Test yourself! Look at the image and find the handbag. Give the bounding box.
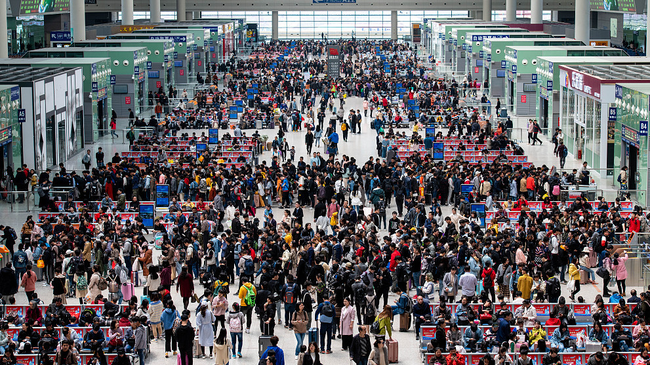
[191,293,199,303]
[567,279,575,292]
[36,259,45,269]
[596,267,608,278]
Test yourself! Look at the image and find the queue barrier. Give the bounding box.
[16,353,121,365]
[425,302,636,323]
[443,150,516,156]
[490,200,635,213]
[423,352,641,365]
[4,303,131,320]
[37,212,140,224]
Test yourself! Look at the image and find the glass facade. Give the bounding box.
[491,10,552,21]
[126,10,469,39]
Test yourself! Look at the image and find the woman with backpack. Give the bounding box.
[160,301,179,358]
[372,305,393,340]
[74,266,89,304]
[228,303,245,359]
[214,328,232,365]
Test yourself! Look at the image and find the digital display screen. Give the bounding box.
[590,0,635,11]
[156,185,169,207]
[148,71,160,79]
[139,204,154,228]
[19,0,70,14]
[209,129,219,144]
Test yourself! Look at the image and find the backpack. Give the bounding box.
[321,302,334,317]
[243,258,254,277]
[403,295,413,314]
[284,283,297,304]
[317,186,327,201]
[97,276,108,291]
[172,316,182,332]
[370,320,381,335]
[483,270,494,288]
[76,274,88,291]
[7,227,17,240]
[244,285,256,307]
[552,184,560,196]
[366,300,376,317]
[230,314,242,332]
[547,277,561,298]
[618,173,622,183]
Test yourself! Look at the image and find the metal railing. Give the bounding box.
[93,128,156,145]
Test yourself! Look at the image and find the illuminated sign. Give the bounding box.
[19,0,69,15]
[590,0,635,12]
[622,125,640,147]
[0,127,12,147]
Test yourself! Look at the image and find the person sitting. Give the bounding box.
[550,323,573,352]
[542,348,562,365]
[82,324,106,351]
[463,323,484,352]
[528,320,547,352]
[611,323,633,352]
[412,296,432,340]
[445,323,462,352]
[427,347,446,365]
[589,322,609,351]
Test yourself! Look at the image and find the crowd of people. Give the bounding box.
[0,38,647,365]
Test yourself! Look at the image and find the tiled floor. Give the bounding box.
[0,46,638,365]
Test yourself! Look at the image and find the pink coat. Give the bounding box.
[339,305,356,336]
[612,254,629,280]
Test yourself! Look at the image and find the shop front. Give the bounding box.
[613,83,650,205]
[0,86,21,172]
[558,65,650,178]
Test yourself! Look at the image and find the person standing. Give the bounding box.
[96,148,105,169]
[20,264,37,302]
[82,150,92,171]
[305,130,314,154]
[568,258,581,301]
[133,316,147,365]
[126,127,136,146]
[160,301,179,358]
[227,303,245,359]
[174,312,194,365]
[340,298,356,351]
[196,301,216,358]
[315,296,336,354]
[292,302,309,360]
[613,251,629,296]
[213,328,232,365]
[350,325,371,365]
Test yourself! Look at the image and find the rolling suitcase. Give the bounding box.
[259,322,273,357]
[580,270,590,285]
[194,337,201,357]
[308,325,319,345]
[399,313,410,331]
[121,283,134,301]
[387,338,399,363]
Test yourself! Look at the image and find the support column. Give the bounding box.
[505,0,516,21]
[391,10,398,40]
[121,0,134,25]
[0,0,7,58]
[575,0,590,44]
[177,0,186,21]
[150,0,161,23]
[647,0,650,57]
[531,0,543,24]
[70,0,86,41]
[483,0,492,22]
[272,11,278,40]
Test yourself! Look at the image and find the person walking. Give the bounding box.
[368,338,389,365]
[373,305,393,340]
[292,302,309,360]
[176,266,194,310]
[557,140,568,169]
[237,276,256,333]
[196,301,216,358]
[531,120,543,145]
[567,258,581,301]
[20,264,37,302]
[110,118,118,139]
[227,303,245,359]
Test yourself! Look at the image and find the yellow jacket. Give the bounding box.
[568,263,580,281]
[374,315,392,337]
[238,282,257,307]
[517,274,533,299]
[529,328,546,344]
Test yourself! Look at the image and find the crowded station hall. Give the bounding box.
[3,3,650,365]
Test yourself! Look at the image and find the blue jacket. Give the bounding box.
[315,301,334,324]
[261,346,285,365]
[12,250,28,269]
[161,308,179,330]
[393,293,410,315]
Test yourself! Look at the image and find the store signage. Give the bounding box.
[622,124,640,147]
[521,95,527,103]
[110,75,116,85]
[474,67,479,74]
[608,107,617,121]
[547,80,553,91]
[97,88,107,100]
[174,52,178,59]
[512,65,517,73]
[10,87,19,101]
[568,69,601,98]
[615,85,623,99]
[146,61,152,70]
[531,74,537,84]
[471,34,510,42]
[149,35,187,43]
[468,46,472,53]
[17,109,25,123]
[125,97,131,105]
[479,51,484,58]
[50,31,71,42]
[164,55,169,62]
[313,0,356,3]
[91,82,98,92]
[486,54,491,62]
[133,51,138,60]
[134,66,139,74]
[462,44,466,50]
[501,61,506,69]
[549,62,553,73]
[640,121,648,136]
[0,128,12,147]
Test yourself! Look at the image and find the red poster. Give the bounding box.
[563,354,581,365]
[180,69,185,76]
[421,326,436,338]
[212,53,216,58]
[474,67,479,73]
[521,95,527,103]
[198,60,202,67]
[125,97,131,105]
[66,305,82,318]
[156,81,162,88]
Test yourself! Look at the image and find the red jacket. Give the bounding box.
[629,218,641,232]
[446,353,465,365]
[389,250,401,272]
